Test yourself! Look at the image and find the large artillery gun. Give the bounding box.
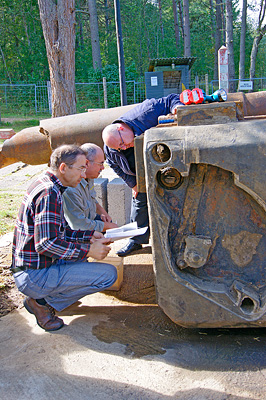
[0,104,136,169]
[1,91,266,328]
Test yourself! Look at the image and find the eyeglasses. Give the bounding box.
[92,161,105,166]
[117,129,125,149]
[67,165,87,173]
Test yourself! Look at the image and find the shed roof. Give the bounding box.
[148,57,197,71]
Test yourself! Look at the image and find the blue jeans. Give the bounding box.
[13,259,117,311]
[130,192,150,245]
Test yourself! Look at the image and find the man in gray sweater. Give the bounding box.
[63,143,118,232]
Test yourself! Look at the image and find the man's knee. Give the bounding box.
[102,262,118,283]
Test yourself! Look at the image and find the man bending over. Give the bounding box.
[102,93,183,256]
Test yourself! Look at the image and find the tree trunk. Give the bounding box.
[221,1,226,44]
[214,0,223,81]
[76,0,84,50]
[88,0,102,70]
[225,0,235,92]
[103,0,110,60]
[38,0,76,117]
[183,0,191,57]
[250,25,266,79]
[209,0,215,40]
[172,0,180,53]
[177,0,184,39]
[238,0,247,89]
[0,45,12,83]
[143,0,151,59]
[158,0,165,56]
[114,0,127,105]
[249,0,266,83]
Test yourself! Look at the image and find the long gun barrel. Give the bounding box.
[0,91,266,170]
[0,104,135,169]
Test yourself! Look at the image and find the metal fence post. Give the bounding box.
[205,74,209,95]
[103,77,108,108]
[47,81,52,114]
[34,84,37,113]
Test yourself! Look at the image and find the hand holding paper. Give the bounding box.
[104,222,148,241]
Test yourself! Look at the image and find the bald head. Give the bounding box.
[80,143,105,179]
[102,124,120,149]
[80,143,103,162]
[102,123,135,150]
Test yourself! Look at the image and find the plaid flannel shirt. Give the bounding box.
[11,171,94,270]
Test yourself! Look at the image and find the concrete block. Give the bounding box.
[107,178,132,226]
[94,178,108,212]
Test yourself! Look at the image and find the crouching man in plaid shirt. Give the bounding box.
[11,144,117,331]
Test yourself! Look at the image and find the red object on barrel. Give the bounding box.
[191,88,205,104]
[180,89,193,105]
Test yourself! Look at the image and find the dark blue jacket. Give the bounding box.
[104,94,183,188]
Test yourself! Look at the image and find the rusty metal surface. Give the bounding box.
[175,101,237,126]
[144,119,266,327]
[0,104,136,169]
[135,134,146,193]
[227,91,266,117]
[39,106,133,150]
[0,126,52,169]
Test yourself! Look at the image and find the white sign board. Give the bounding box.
[239,81,253,91]
[151,76,158,86]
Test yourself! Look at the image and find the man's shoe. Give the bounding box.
[116,242,142,257]
[24,297,64,331]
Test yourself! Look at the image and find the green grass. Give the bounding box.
[0,119,39,133]
[0,192,24,235]
[0,114,50,232]
[0,113,51,134]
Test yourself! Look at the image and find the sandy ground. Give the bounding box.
[0,162,266,400]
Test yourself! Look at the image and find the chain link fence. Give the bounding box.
[0,80,146,116]
[0,77,265,116]
[192,75,266,94]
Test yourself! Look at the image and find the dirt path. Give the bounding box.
[1,162,266,399]
[1,117,38,123]
[0,234,24,317]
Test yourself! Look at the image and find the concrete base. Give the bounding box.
[1,246,266,399]
[94,177,108,212]
[107,178,132,226]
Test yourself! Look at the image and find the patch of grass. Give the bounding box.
[0,113,51,133]
[0,119,39,134]
[0,193,24,235]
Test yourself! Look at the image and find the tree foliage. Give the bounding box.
[0,0,265,86]
[0,0,48,83]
